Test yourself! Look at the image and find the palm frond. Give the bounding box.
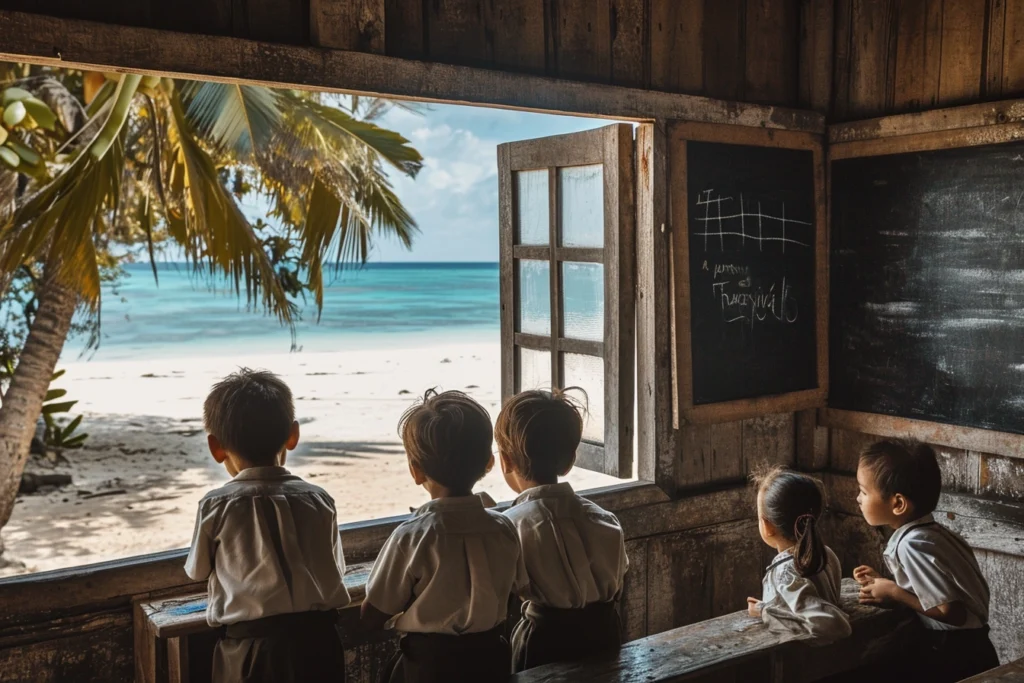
[183,81,283,161]
[164,91,293,324]
[281,93,423,177]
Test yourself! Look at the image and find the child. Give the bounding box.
[854,440,998,682]
[747,466,851,644]
[362,390,524,683]
[496,389,628,672]
[185,369,350,683]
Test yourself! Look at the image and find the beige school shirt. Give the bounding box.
[184,467,352,627]
[365,495,526,635]
[758,546,851,644]
[883,514,989,631]
[504,482,628,609]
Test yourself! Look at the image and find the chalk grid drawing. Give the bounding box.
[695,189,812,252]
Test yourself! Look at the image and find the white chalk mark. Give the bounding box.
[693,190,812,252]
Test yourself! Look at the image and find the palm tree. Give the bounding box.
[0,67,423,553]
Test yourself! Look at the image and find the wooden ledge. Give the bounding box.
[512,579,907,683]
[139,561,372,639]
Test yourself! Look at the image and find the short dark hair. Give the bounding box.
[495,389,583,482]
[398,389,493,494]
[203,368,295,466]
[859,439,942,515]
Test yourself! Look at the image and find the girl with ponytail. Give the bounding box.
[746,466,852,644]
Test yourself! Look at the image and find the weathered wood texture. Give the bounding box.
[677,413,796,489]
[832,0,1024,120]
[0,0,816,108]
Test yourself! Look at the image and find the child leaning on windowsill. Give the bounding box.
[185,369,350,683]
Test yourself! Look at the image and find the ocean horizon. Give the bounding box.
[61,261,501,362]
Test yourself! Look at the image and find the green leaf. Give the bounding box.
[51,369,66,381]
[42,400,77,415]
[184,82,283,160]
[22,97,57,132]
[45,388,67,402]
[62,415,83,439]
[62,433,88,448]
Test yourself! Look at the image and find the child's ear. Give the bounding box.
[408,459,428,486]
[760,517,777,538]
[207,434,227,464]
[285,420,300,451]
[892,493,910,516]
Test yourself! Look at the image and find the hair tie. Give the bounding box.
[794,513,816,536]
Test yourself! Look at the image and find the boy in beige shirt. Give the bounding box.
[496,389,628,672]
[186,369,350,683]
[362,390,525,683]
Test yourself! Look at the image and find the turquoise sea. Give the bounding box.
[61,262,500,361]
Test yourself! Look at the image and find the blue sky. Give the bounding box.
[369,103,610,262]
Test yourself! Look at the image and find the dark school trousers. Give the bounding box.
[213,609,346,683]
[510,600,621,673]
[918,626,1000,682]
[381,624,510,683]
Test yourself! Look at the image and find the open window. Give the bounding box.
[497,124,636,478]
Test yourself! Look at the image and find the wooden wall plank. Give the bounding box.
[799,0,834,113]
[232,0,308,44]
[832,0,855,118]
[310,0,384,52]
[985,0,1007,97]
[649,0,704,93]
[980,453,1024,501]
[552,0,612,82]
[150,0,233,35]
[489,0,547,74]
[611,0,648,88]
[742,414,796,473]
[701,0,746,100]
[384,0,426,58]
[425,0,494,66]
[938,0,987,105]
[646,519,764,634]
[846,0,898,118]
[0,612,134,683]
[745,0,800,105]
[1002,0,1024,95]
[621,539,649,641]
[977,550,1024,663]
[892,0,942,112]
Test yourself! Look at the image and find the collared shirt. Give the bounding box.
[883,514,989,631]
[504,482,628,609]
[365,495,525,635]
[758,546,851,644]
[185,467,351,627]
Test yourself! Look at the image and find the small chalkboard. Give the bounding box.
[830,140,1024,435]
[673,123,826,423]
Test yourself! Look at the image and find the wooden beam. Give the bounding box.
[0,10,825,132]
[820,408,1024,460]
[310,0,385,53]
[829,97,1024,143]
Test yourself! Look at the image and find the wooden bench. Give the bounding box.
[137,577,906,683]
[963,658,1024,682]
[134,562,373,683]
[512,579,909,683]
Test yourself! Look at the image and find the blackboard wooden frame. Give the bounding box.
[826,98,1024,459]
[670,122,828,425]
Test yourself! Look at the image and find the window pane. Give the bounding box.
[516,169,549,245]
[517,259,551,336]
[517,346,551,391]
[561,262,604,342]
[560,165,604,248]
[563,353,604,444]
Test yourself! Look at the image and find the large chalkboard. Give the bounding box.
[686,141,818,406]
[831,141,1024,434]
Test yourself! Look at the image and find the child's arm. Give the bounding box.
[184,502,214,580]
[852,565,881,585]
[361,529,417,631]
[858,578,969,626]
[762,571,852,641]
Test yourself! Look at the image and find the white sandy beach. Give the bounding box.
[2,341,620,576]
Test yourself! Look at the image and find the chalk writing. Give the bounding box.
[695,190,812,252]
[711,276,799,328]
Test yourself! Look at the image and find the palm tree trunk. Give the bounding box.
[0,267,77,551]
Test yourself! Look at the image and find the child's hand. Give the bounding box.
[853,565,881,585]
[747,597,762,617]
[858,577,896,605]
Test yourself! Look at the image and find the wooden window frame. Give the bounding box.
[498,124,636,477]
[670,121,829,426]
[0,11,827,621]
